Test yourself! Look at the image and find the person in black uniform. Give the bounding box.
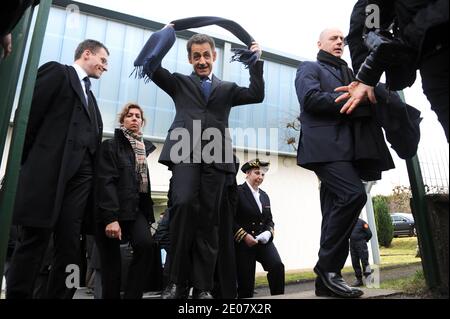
[233,159,285,298]
[350,218,372,287]
[337,0,449,142]
[95,103,156,299]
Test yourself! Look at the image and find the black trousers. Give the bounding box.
[235,241,285,298]
[95,208,154,299]
[311,161,367,273]
[420,47,449,142]
[168,163,227,291]
[350,240,370,279]
[7,152,93,299]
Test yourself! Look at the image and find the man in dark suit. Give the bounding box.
[153,30,264,299]
[6,39,108,299]
[295,28,367,298]
[233,159,284,298]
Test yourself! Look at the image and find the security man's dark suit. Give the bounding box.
[233,182,284,298]
[7,62,103,299]
[350,218,372,280]
[295,60,367,274]
[152,61,264,292]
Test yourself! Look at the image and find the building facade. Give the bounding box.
[2,0,333,272]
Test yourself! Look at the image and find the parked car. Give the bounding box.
[390,213,416,237]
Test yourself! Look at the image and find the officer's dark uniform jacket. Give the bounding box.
[96,128,156,226]
[233,182,274,243]
[350,219,372,242]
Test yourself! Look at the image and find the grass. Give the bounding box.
[380,270,428,296]
[379,236,420,266]
[255,237,421,287]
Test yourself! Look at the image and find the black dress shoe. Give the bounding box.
[352,278,364,287]
[192,288,214,299]
[161,283,189,299]
[315,277,339,297]
[314,266,364,298]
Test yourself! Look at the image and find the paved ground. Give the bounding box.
[253,287,400,299]
[253,263,422,298]
[2,262,422,299]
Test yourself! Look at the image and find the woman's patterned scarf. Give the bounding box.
[121,127,148,193]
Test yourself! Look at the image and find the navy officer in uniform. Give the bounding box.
[233,159,285,298]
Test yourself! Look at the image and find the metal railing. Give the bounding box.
[0,0,52,293]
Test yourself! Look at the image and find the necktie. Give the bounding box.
[83,77,98,131]
[200,77,212,101]
[83,76,92,105]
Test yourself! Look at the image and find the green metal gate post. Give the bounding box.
[0,0,52,293]
[0,9,34,167]
[406,155,440,290]
[398,90,441,290]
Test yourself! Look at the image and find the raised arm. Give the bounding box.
[232,42,265,106]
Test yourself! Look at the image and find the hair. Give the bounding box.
[246,166,269,174]
[118,103,146,127]
[186,34,216,56]
[74,39,110,61]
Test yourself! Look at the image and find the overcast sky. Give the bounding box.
[77,0,449,194]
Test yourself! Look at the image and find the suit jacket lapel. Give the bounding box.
[242,182,262,215]
[320,62,344,84]
[189,73,205,101]
[68,66,88,108]
[67,65,95,122]
[92,95,103,129]
[188,73,221,104]
[210,74,221,98]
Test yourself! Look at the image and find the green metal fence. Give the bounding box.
[0,0,52,293]
[406,156,441,290]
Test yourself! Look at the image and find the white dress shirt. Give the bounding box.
[246,181,262,213]
[72,63,89,103]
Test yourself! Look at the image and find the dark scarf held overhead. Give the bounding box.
[133,16,258,82]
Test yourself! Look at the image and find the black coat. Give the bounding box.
[295,60,355,166]
[295,60,395,180]
[152,61,265,173]
[347,0,449,74]
[154,209,170,250]
[0,0,39,36]
[350,218,373,242]
[96,128,156,226]
[13,62,103,228]
[214,172,239,299]
[233,182,274,243]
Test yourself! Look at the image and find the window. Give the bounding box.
[40,6,299,154]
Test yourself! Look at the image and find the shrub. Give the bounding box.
[373,195,394,247]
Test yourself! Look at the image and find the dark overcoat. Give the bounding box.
[13,61,103,228]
